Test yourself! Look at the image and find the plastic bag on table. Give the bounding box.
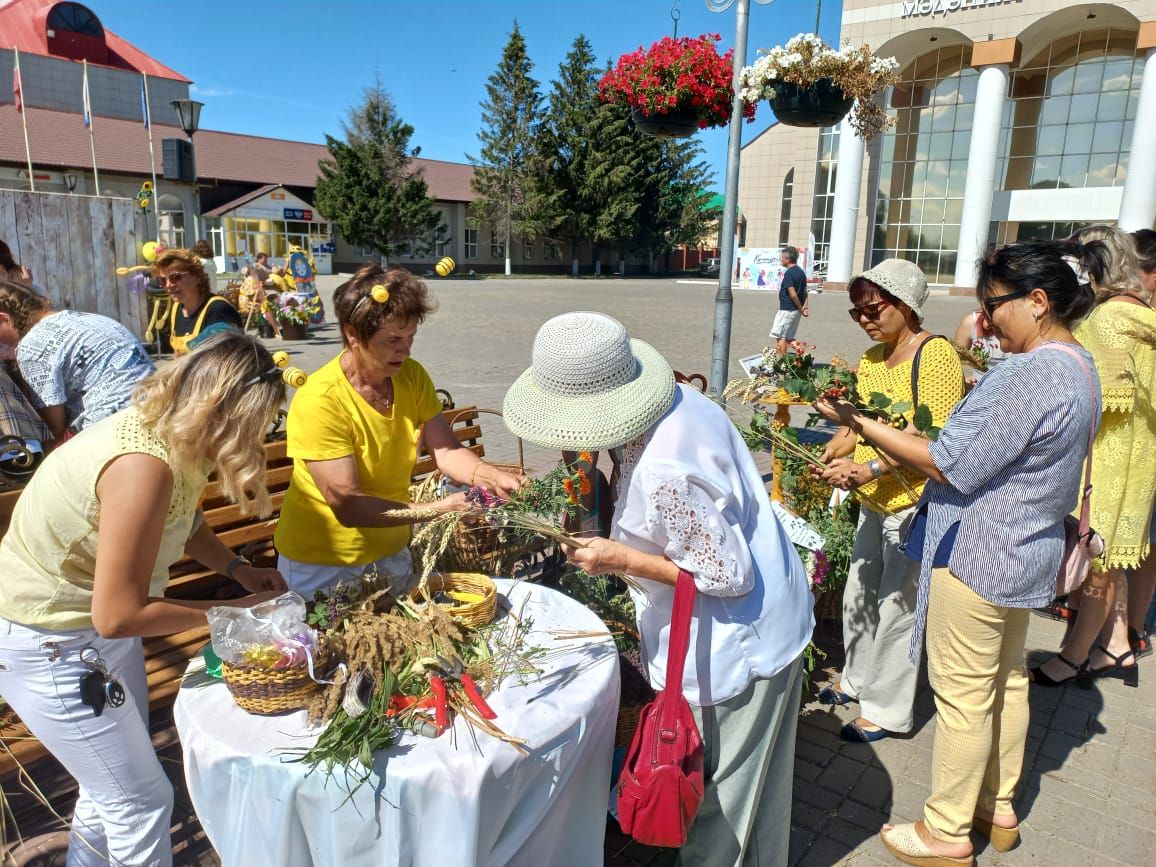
[207,591,319,669]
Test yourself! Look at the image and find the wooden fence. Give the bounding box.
[0,190,150,339]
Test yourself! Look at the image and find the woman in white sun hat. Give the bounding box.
[504,311,814,865]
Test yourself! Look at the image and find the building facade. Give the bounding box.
[739,0,1156,291]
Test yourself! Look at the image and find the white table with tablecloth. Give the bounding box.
[173,580,620,867]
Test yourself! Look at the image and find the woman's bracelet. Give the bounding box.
[469,462,483,487]
[225,555,250,580]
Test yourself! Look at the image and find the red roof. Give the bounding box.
[0,0,189,82]
[0,105,477,201]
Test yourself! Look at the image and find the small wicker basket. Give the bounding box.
[221,646,327,716]
[419,573,498,628]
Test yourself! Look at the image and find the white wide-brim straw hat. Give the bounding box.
[503,312,677,451]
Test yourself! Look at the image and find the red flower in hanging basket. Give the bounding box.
[599,34,756,130]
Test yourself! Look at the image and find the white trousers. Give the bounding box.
[0,617,173,867]
[839,505,921,732]
[278,548,414,598]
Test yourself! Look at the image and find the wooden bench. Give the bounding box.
[0,405,491,775]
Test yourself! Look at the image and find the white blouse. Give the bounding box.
[612,385,815,706]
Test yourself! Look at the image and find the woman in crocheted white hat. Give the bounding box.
[504,311,814,865]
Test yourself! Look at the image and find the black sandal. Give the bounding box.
[1028,654,1083,687]
[1078,645,1139,689]
[1129,625,1152,660]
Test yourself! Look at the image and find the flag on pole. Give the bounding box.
[13,57,22,113]
[82,61,92,127]
[82,59,100,195]
[140,74,150,128]
[13,48,34,191]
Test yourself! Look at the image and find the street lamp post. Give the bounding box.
[170,98,204,244]
[707,0,773,395]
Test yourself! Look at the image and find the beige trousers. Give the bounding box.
[840,505,920,732]
[924,567,1031,843]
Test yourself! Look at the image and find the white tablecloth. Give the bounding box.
[174,580,620,867]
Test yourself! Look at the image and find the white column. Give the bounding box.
[826,114,865,285]
[1119,48,1156,231]
[953,63,1010,290]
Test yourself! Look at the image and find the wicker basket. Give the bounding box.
[420,572,498,628]
[450,522,542,575]
[814,585,842,622]
[221,646,327,716]
[615,703,646,749]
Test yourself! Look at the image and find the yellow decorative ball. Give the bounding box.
[272,351,290,369]
[142,241,159,263]
[370,284,390,303]
[435,256,456,277]
[282,367,308,388]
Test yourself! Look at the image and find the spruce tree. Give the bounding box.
[636,137,720,270]
[541,35,599,275]
[315,80,444,263]
[469,22,546,275]
[582,97,646,274]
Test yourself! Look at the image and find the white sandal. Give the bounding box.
[880,823,975,867]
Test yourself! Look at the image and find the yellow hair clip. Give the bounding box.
[272,351,290,369]
[370,284,390,304]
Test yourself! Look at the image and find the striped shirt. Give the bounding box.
[909,343,1101,658]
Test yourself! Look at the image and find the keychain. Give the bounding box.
[79,648,126,717]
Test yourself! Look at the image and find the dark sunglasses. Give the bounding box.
[847,300,892,322]
[981,288,1031,318]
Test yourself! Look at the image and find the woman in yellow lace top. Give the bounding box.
[1034,226,1156,688]
[813,259,964,741]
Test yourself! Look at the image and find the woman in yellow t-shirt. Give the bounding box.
[274,266,523,596]
[0,332,287,865]
[812,259,964,741]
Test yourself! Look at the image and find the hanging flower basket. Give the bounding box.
[629,107,699,139]
[740,33,900,139]
[600,33,756,137]
[770,78,855,128]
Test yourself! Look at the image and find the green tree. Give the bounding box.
[540,35,599,275]
[635,137,720,270]
[315,79,443,263]
[469,22,547,275]
[582,98,647,273]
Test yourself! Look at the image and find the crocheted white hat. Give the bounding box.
[851,258,929,322]
[503,312,676,451]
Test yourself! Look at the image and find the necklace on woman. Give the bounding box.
[364,377,394,412]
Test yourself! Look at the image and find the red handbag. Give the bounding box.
[616,569,704,848]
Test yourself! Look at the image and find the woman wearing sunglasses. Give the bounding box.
[815,244,1098,864]
[155,248,243,356]
[812,259,964,742]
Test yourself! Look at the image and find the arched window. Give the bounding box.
[778,168,794,246]
[156,194,185,249]
[1000,28,1142,192]
[872,45,975,284]
[47,3,103,37]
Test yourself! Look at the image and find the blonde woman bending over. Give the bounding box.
[0,332,287,866]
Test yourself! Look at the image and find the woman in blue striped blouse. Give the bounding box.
[814,243,1098,866]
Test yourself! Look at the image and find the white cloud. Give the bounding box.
[190,84,236,98]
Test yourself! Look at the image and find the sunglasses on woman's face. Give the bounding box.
[981,288,1031,319]
[847,300,892,322]
[158,271,190,286]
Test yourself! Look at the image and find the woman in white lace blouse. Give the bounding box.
[504,312,814,865]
